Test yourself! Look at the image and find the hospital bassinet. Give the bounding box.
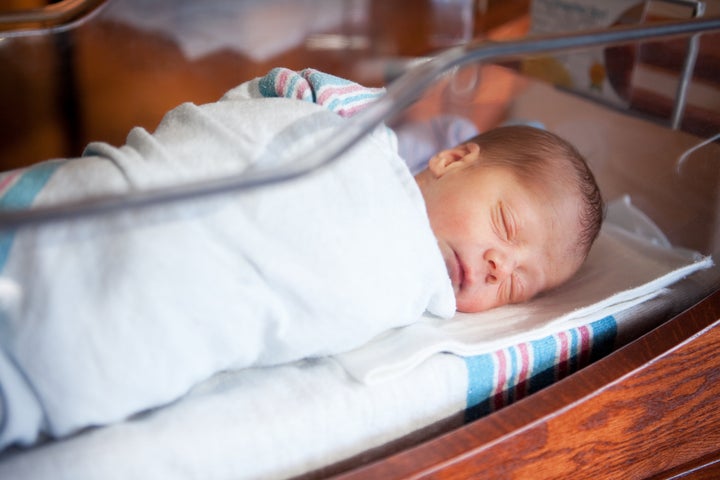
[0,1,719,478]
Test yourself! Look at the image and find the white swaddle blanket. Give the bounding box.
[336,196,713,384]
[0,85,455,449]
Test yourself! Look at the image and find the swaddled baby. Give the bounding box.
[0,69,602,449]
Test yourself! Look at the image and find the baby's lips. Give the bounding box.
[451,250,466,291]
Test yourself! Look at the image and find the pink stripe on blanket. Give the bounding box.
[0,171,22,196]
[514,343,531,399]
[578,325,591,367]
[556,331,570,380]
[335,103,369,119]
[276,69,291,97]
[493,350,509,410]
[316,84,378,104]
[295,82,310,100]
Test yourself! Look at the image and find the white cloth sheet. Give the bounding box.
[0,354,469,480]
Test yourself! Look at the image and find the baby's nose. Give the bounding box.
[485,254,513,284]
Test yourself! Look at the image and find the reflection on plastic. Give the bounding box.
[676,132,720,174]
[430,0,476,47]
[0,0,107,34]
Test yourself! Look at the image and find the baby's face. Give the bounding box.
[417,144,584,313]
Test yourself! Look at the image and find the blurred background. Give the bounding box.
[0,0,718,170]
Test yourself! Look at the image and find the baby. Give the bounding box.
[0,69,603,448]
[415,125,604,312]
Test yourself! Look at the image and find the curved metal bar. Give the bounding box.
[1,16,720,229]
[671,28,702,129]
[0,0,106,33]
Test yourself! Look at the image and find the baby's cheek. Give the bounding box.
[455,289,500,313]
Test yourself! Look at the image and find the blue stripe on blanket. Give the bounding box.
[0,161,62,271]
[464,315,617,421]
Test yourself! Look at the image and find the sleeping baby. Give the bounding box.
[0,68,603,449]
[418,125,604,312]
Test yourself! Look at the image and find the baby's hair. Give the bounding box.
[466,125,605,258]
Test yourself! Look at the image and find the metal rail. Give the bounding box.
[1,16,719,229]
[0,0,106,33]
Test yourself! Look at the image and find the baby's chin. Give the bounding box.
[454,293,502,313]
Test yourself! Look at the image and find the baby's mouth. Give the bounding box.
[450,250,465,292]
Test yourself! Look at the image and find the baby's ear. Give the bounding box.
[428,142,480,178]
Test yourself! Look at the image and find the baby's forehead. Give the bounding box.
[520,163,582,208]
[517,176,586,252]
[544,199,588,266]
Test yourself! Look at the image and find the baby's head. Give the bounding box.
[415,125,604,312]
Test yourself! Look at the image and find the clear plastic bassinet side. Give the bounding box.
[0,1,719,474]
